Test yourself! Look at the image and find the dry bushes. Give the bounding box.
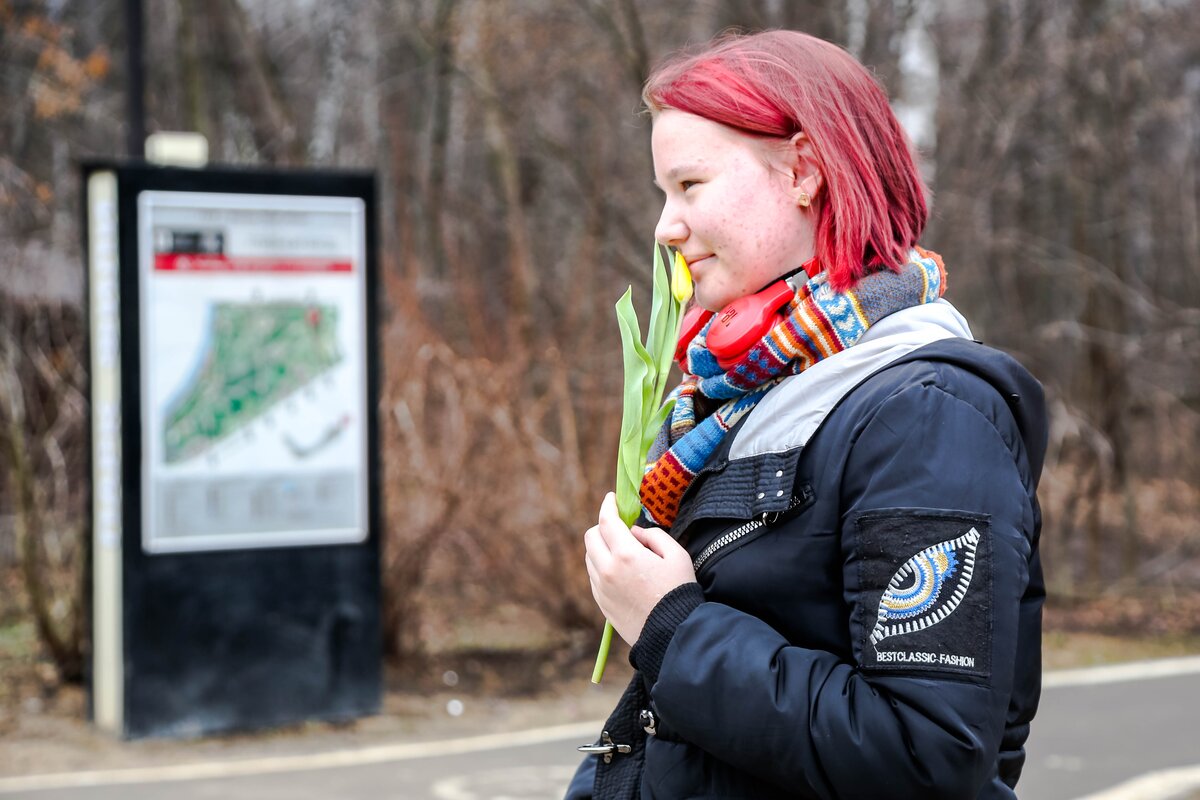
[375,304,1200,658]
[377,308,614,661]
[1038,385,1200,603]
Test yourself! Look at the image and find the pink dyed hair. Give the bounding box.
[643,31,928,291]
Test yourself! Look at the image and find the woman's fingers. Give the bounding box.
[599,491,618,524]
[632,524,697,587]
[598,491,619,525]
[630,525,669,557]
[584,526,618,619]
[583,495,699,646]
[584,524,610,566]
[597,492,634,554]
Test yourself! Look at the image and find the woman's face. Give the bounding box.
[652,109,817,312]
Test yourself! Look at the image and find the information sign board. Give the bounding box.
[137,192,368,552]
[84,164,381,739]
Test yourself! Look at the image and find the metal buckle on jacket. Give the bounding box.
[577,730,632,764]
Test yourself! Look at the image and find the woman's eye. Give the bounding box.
[681,180,698,191]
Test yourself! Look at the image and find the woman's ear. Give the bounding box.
[786,132,824,208]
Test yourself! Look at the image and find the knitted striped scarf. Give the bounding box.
[639,248,947,528]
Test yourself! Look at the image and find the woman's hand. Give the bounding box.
[584,492,698,646]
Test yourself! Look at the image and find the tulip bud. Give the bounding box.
[671,251,693,304]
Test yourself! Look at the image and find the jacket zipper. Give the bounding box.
[691,487,813,572]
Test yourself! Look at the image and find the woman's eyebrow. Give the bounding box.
[665,164,704,180]
[653,164,705,189]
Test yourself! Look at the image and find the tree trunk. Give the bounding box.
[0,330,83,682]
[207,0,302,164]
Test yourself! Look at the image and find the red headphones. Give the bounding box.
[674,257,819,372]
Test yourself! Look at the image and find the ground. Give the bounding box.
[0,624,633,778]
[3,613,1200,780]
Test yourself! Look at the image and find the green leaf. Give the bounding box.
[594,243,691,684]
[625,300,658,485]
[642,395,677,457]
[645,244,671,379]
[614,288,648,524]
[656,287,681,401]
[646,244,685,420]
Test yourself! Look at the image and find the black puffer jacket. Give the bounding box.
[567,313,1047,800]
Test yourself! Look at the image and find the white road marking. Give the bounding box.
[0,721,602,795]
[1072,764,1200,800]
[1043,654,1200,688]
[431,765,579,800]
[1046,754,1086,771]
[2,654,1199,795]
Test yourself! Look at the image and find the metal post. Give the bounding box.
[125,0,145,158]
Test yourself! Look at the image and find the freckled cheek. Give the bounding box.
[721,193,775,248]
[721,189,760,219]
[759,229,791,256]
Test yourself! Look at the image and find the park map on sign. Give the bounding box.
[162,301,341,464]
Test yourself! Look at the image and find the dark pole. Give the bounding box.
[125,0,146,158]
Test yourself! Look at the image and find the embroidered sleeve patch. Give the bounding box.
[855,510,992,678]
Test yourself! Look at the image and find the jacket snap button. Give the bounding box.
[776,490,784,497]
[577,730,632,764]
[757,492,765,499]
[776,470,783,477]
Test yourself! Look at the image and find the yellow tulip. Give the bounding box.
[671,251,693,304]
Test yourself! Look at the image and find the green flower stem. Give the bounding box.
[591,621,615,684]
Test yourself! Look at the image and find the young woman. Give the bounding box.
[569,30,1046,800]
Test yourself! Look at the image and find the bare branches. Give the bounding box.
[577,0,650,94]
[929,0,1200,591]
[1,0,1197,667]
[205,0,303,164]
[0,294,87,683]
[377,313,599,658]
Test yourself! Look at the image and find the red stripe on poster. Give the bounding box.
[154,254,353,273]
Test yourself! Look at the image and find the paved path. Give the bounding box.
[4,657,1199,800]
[1021,659,1200,800]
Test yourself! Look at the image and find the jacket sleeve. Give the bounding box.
[632,381,1038,800]
[563,756,595,800]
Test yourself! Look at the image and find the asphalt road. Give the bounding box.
[6,661,1199,800]
[1021,669,1200,799]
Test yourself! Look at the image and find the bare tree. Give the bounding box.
[2,0,1197,675]
[0,295,87,683]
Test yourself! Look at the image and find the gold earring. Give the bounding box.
[798,192,811,208]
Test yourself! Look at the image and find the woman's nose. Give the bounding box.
[655,202,688,247]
